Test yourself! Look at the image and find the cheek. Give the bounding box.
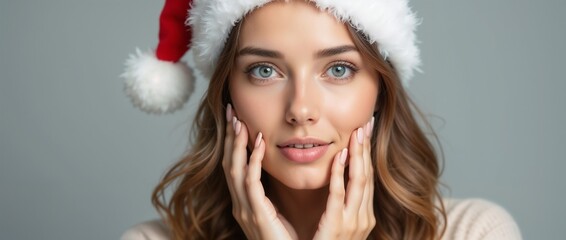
[229,83,281,142]
[325,83,378,140]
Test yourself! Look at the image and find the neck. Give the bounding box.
[266,176,329,240]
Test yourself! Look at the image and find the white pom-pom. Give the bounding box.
[122,49,194,114]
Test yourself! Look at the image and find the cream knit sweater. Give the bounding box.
[122,198,521,240]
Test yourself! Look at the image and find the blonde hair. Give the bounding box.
[152,21,446,239]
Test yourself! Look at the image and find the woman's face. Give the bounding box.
[229,1,378,189]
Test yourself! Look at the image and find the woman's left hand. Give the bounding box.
[313,118,376,240]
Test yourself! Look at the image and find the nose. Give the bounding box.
[285,77,320,126]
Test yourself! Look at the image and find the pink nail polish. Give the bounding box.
[365,121,371,137]
[226,103,233,122]
[340,148,348,165]
[370,116,375,133]
[235,120,241,135]
[254,132,262,148]
[357,128,364,144]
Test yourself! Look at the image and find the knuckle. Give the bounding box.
[329,185,345,197]
[239,212,249,223]
[232,208,248,223]
[367,166,374,176]
[245,176,253,186]
[360,176,367,185]
[251,215,262,225]
[333,188,345,198]
[229,169,238,179]
[351,175,367,186]
[359,221,369,231]
[345,224,356,234]
[332,165,343,174]
[369,217,377,229]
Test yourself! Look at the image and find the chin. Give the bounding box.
[284,179,329,190]
[263,159,333,190]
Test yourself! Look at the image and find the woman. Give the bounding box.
[122,0,522,239]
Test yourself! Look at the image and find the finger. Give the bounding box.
[314,149,346,239]
[367,118,376,227]
[245,133,291,237]
[231,117,248,176]
[222,104,240,206]
[360,117,374,216]
[231,118,252,211]
[345,128,366,216]
[222,103,234,170]
[326,149,347,216]
[360,118,376,234]
[245,132,271,216]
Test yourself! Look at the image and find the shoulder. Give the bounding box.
[121,219,171,240]
[441,198,522,240]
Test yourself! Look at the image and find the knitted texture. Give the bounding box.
[121,198,522,240]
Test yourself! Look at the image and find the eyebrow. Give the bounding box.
[238,47,282,58]
[315,45,358,58]
[237,45,358,59]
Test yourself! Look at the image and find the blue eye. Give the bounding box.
[250,65,277,79]
[326,64,355,79]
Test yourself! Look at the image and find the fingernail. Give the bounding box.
[366,117,375,137]
[254,132,263,148]
[232,116,237,130]
[339,148,348,165]
[357,128,364,144]
[226,103,233,122]
[235,120,241,135]
[365,121,371,137]
[370,116,375,133]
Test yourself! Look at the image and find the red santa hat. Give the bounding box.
[123,0,421,114]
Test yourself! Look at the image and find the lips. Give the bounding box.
[277,138,331,163]
[281,143,325,149]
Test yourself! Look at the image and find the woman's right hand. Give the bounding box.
[222,104,298,240]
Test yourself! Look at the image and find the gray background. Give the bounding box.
[1,0,564,239]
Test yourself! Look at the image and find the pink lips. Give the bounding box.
[277,138,331,163]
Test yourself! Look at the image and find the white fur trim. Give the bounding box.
[122,49,195,114]
[187,0,421,87]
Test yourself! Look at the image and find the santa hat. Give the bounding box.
[123,0,421,114]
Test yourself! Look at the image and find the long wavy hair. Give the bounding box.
[152,20,447,239]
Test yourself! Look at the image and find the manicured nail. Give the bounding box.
[254,132,263,148]
[235,120,241,135]
[365,121,371,137]
[366,117,375,137]
[232,116,237,130]
[226,103,233,122]
[339,148,348,165]
[357,128,364,144]
[370,116,375,133]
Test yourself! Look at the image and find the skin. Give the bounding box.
[224,1,377,239]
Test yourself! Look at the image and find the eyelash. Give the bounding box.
[323,61,359,82]
[244,61,360,83]
[244,62,281,83]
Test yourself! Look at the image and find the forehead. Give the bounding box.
[238,1,353,50]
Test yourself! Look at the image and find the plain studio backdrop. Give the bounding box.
[1,0,564,239]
